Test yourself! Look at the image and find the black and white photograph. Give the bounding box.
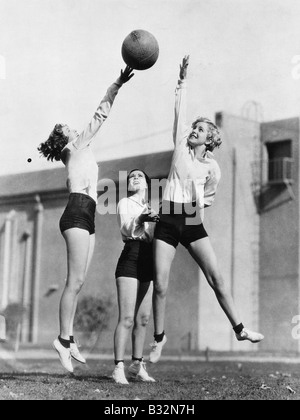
[0,0,300,403]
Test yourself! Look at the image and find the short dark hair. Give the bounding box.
[37,124,68,161]
[192,117,222,151]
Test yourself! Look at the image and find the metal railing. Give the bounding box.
[252,158,294,187]
[268,158,294,184]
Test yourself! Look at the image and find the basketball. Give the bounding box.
[121,30,159,70]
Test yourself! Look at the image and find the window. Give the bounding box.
[266,140,293,183]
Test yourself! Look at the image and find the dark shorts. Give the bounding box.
[59,193,96,235]
[154,201,208,249]
[115,241,154,283]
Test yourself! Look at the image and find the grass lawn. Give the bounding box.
[0,357,300,401]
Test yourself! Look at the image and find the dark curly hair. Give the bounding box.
[37,124,69,161]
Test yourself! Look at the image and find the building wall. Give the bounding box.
[36,195,70,343]
[0,193,69,343]
[198,113,261,351]
[0,155,200,353]
[94,210,200,353]
[1,116,297,353]
[259,118,300,352]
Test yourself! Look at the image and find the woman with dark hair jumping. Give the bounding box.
[38,66,134,373]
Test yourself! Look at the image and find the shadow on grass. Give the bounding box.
[0,372,112,383]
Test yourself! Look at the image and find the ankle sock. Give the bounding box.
[58,336,70,349]
[233,323,244,335]
[154,331,165,343]
[69,336,75,344]
[114,360,124,366]
[132,356,143,362]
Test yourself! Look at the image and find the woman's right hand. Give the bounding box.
[179,55,189,80]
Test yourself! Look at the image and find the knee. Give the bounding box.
[209,272,226,294]
[121,316,134,330]
[136,314,150,328]
[154,274,168,297]
[66,274,85,294]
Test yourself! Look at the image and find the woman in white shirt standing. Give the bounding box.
[149,56,264,363]
[38,66,134,373]
[112,169,159,385]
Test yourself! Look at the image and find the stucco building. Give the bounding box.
[0,112,298,354]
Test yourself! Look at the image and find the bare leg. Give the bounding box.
[69,233,95,337]
[114,277,138,361]
[188,237,240,327]
[132,282,153,359]
[152,239,176,335]
[59,228,91,340]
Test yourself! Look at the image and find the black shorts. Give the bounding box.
[59,193,96,235]
[115,241,154,283]
[154,201,208,249]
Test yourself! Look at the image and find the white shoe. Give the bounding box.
[149,335,167,363]
[70,342,86,364]
[236,328,264,344]
[53,339,74,373]
[128,360,156,382]
[112,362,129,385]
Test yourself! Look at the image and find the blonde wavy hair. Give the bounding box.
[192,117,222,152]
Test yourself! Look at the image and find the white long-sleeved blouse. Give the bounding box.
[117,197,156,243]
[163,79,221,217]
[61,79,123,203]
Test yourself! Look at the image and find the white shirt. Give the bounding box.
[117,197,156,243]
[61,79,123,203]
[163,79,221,214]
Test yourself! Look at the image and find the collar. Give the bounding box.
[187,143,214,161]
[128,196,147,207]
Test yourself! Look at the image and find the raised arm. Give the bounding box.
[173,55,189,146]
[179,55,189,80]
[74,66,134,150]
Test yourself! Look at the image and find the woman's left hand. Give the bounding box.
[139,208,160,224]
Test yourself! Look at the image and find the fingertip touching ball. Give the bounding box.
[122,30,159,70]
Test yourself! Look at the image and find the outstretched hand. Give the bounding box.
[179,55,190,80]
[120,65,135,83]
